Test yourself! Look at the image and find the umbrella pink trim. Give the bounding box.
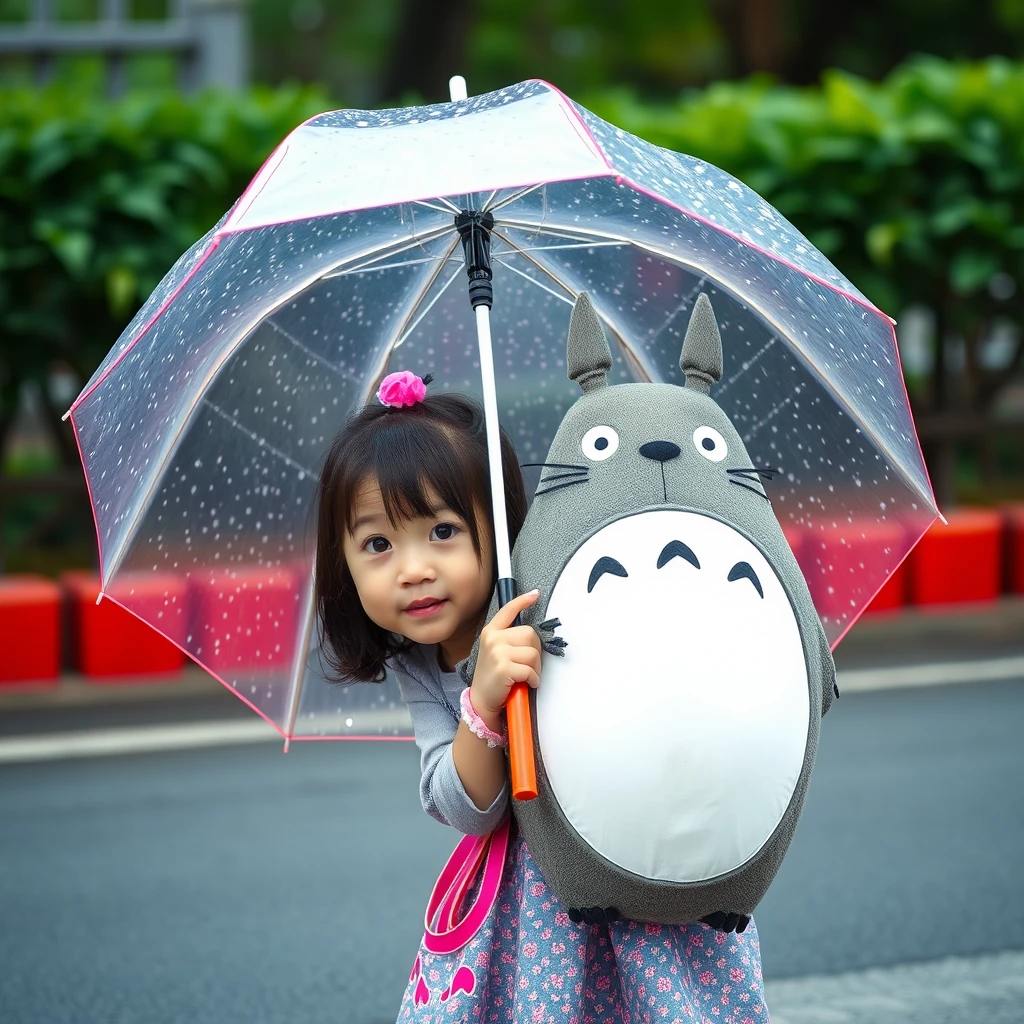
[86,588,286,737]
[540,83,614,171]
[623,176,884,317]
[88,587,415,743]
[883,315,939,507]
[222,142,290,233]
[68,237,222,416]
[828,519,939,651]
[533,78,887,317]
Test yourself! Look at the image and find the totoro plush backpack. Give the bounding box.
[466,290,836,931]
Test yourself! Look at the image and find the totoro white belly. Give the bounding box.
[538,509,810,884]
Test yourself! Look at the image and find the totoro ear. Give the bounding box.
[566,292,612,394]
[680,293,724,395]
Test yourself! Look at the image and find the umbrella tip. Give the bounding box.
[449,76,468,102]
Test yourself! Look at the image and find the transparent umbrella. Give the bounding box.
[66,79,939,745]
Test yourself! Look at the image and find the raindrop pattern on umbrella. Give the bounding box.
[68,81,938,741]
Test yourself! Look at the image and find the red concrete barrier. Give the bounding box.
[187,565,300,674]
[804,520,909,622]
[0,575,62,684]
[1003,503,1024,595]
[62,571,187,679]
[908,509,1003,606]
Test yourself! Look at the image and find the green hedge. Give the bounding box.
[589,56,1024,397]
[0,83,331,461]
[2,58,1023,470]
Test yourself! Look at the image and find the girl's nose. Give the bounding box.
[397,552,437,585]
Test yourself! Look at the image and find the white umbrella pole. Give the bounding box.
[474,303,514,581]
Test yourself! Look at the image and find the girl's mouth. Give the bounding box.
[404,598,448,618]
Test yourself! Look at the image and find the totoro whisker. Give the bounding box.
[541,470,591,485]
[534,477,590,497]
[729,471,773,484]
[728,466,777,479]
[729,478,771,501]
[521,462,589,472]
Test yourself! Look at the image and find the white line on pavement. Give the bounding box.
[0,719,282,764]
[0,656,1021,765]
[766,948,1024,1024]
[836,654,1024,693]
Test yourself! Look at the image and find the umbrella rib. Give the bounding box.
[357,232,463,395]
[492,229,658,383]
[495,239,626,256]
[395,261,466,348]
[414,198,460,215]
[282,559,317,747]
[486,183,546,214]
[332,255,450,276]
[321,223,453,279]
[493,257,573,305]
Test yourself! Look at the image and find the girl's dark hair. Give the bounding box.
[313,392,528,683]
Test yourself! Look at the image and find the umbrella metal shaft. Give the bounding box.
[474,304,512,580]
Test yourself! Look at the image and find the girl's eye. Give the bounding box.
[431,523,459,541]
[693,425,728,462]
[364,536,391,554]
[581,425,619,462]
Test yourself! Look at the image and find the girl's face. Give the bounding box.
[341,477,495,668]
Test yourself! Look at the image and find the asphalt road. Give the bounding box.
[1,676,1022,1023]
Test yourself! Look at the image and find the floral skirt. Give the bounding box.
[397,825,770,1024]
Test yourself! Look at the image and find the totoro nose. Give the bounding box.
[639,440,681,463]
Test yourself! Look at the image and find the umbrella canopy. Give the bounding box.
[67,79,939,742]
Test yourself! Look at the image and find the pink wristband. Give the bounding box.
[460,688,508,749]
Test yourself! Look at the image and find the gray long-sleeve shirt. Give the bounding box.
[392,643,510,836]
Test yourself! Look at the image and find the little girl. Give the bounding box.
[314,371,770,1024]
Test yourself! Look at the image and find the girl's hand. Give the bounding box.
[470,590,543,719]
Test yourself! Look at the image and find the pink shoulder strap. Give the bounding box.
[423,816,511,955]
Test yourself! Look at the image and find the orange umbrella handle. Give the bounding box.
[496,577,538,801]
[506,681,537,800]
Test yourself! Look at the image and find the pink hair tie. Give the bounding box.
[376,370,433,408]
[460,688,508,749]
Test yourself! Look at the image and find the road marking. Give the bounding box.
[837,654,1024,693]
[0,719,282,764]
[0,656,1020,765]
[766,948,1024,1024]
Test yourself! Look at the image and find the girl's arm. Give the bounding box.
[455,589,543,813]
[452,706,507,812]
[398,681,509,836]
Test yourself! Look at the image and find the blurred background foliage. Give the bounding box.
[2,0,1024,571]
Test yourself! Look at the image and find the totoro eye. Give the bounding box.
[581,425,619,462]
[693,426,727,462]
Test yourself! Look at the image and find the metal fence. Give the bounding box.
[0,0,248,94]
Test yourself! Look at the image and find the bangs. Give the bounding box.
[344,414,487,554]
